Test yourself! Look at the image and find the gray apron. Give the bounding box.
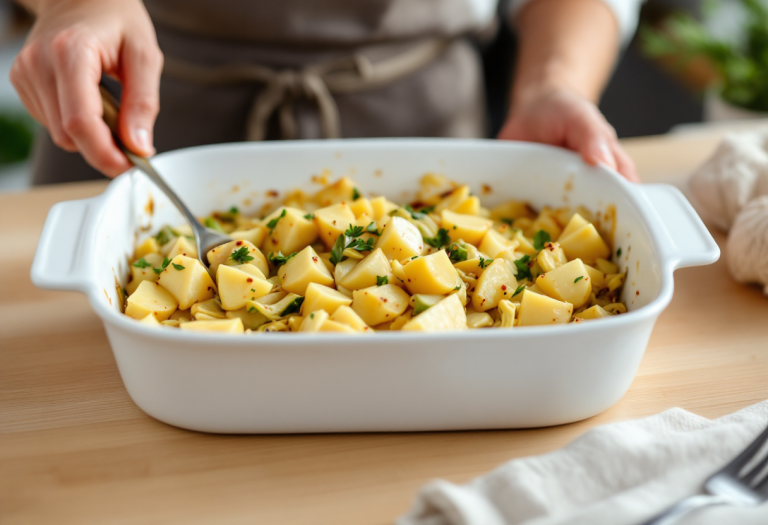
[31,0,488,184]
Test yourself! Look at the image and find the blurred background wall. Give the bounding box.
[0,0,742,191]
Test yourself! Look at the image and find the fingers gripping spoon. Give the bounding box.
[99,81,230,267]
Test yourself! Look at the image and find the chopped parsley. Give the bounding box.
[154,226,180,246]
[153,257,171,274]
[267,209,287,234]
[280,297,304,316]
[617,247,622,258]
[574,276,585,283]
[513,255,533,281]
[348,237,375,252]
[500,218,514,226]
[132,258,152,269]
[331,227,375,264]
[533,230,551,251]
[330,234,346,265]
[310,313,315,319]
[420,205,435,214]
[344,225,365,238]
[447,242,468,263]
[424,228,451,248]
[230,246,254,264]
[172,263,185,271]
[352,187,361,201]
[268,251,297,267]
[229,206,239,214]
[303,213,315,220]
[365,222,380,235]
[512,284,525,298]
[402,204,428,220]
[203,217,224,232]
[454,284,461,291]
[376,275,389,286]
[478,257,492,269]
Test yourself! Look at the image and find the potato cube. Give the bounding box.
[497,300,516,328]
[574,305,611,320]
[490,200,536,221]
[191,298,226,320]
[535,259,592,308]
[278,246,335,295]
[351,284,410,326]
[223,308,267,330]
[466,311,493,329]
[314,177,357,207]
[340,249,393,290]
[134,237,161,259]
[472,259,518,312]
[207,240,269,277]
[263,206,319,255]
[452,196,481,216]
[300,309,329,332]
[584,264,606,289]
[180,318,244,333]
[402,294,467,332]
[558,224,610,264]
[409,294,445,315]
[330,305,370,332]
[595,257,619,275]
[217,264,273,311]
[349,198,374,218]
[138,313,161,326]
[246,293,304,321]
[127,253,164,296]
[529,211,562,240]
[479,229,518,258]
[314,202,357,249]
[374,216,424,260]
[369,196,399,220]
[536,242,568,273]
[303,283,352,315]
[434,186,470,212]
[453,258,489,277]
[157,255,216,310]
[402,251,461,295]
[441,209,492,245]
[559,213,591,240]
[165,235,198,260]
[320,319,358,333]
[125,281,178,321]
[229,225,267,249]
[517,290,573,326]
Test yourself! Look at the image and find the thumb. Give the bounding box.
[118,40,163,157]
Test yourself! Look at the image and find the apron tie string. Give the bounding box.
[162,39,449,141]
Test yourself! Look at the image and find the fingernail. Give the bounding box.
[133,128,155,155]
[595,139,616,170]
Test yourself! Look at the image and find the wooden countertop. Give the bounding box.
[2,126,768,524]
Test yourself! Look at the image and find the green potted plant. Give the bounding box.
[641,0,768,121]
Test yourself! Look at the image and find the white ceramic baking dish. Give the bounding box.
[31,139,718,433]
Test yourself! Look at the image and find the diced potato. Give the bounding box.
[390,259,408,286]
[479,229,518,258]
[207,240,268,277]
[535,259,592,308]
[258,320,289,333]
[453,196,481,216]
[191,298,226,320]
[314,177,356,207]
[229,225,267,248]
[558,223,611,264]
[536,242,568,273]
[125,281,178,321]
[453,257,490,277]
[349,198,374,218]
[559,213,590,240]
[302,283,352,315]
[165,235,198,260]
[246,293,304,321]
[606,272,625,292]
[340,249,394,290]
[529,211,562,240]
[138,313,161,326]
[369,196,399,220]
[263,206,319,255]
[466,311,493,329]
[135,237,161,259]
[402,251,461,295]
[574,305,611,320]
[584,264,606,289]
[434,186,470,212]
[334,257,357,281]
[498,300,516,328]
[402,294,467,332]
[441,209,492,245]
[180,318,244,333]
[127,252,164,296]
[160,319,180,328]
[315,203,357,249]
[409,294,444,315]
[604,303,627,314]
[417,173,456,205]
[317,251,336,274]
[330,305,370,332]
[300,309,329,332]
[278,246,335,295]
[472,259,518,312]
[512,230,537,255]
[320,319,358,333]
[256,290,288,305]
[157,255,216,310]
[517,291,573,326]
[490,200,536,221]
[595,257,619,275]
[217,264,273,310]
[287,315,304,331]
[351,284,410,326]
[375,216,424,260]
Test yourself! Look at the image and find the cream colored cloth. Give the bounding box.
[398,401,768,525]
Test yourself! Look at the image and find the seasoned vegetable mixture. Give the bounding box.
[123,175,627,333]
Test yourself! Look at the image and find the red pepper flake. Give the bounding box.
[501,285,507,291]
[247,278,253,283]
[636,290,640,295]
[266,190,279,198]
[312,256,318,262]
[382,298,388,302]
[236,241,243,246]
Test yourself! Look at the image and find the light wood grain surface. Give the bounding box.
[2,126,768,525]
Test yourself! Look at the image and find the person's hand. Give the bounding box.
[498,85,638,182]
[10,0,163,177]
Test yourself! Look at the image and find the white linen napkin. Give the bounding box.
[398,400,768,525]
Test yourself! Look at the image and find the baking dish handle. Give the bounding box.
[31,198,95,292]
[637,184,720,270]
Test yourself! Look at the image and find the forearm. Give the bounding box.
[512,0,620,107]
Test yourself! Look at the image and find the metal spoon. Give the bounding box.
[99,80,230,267]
